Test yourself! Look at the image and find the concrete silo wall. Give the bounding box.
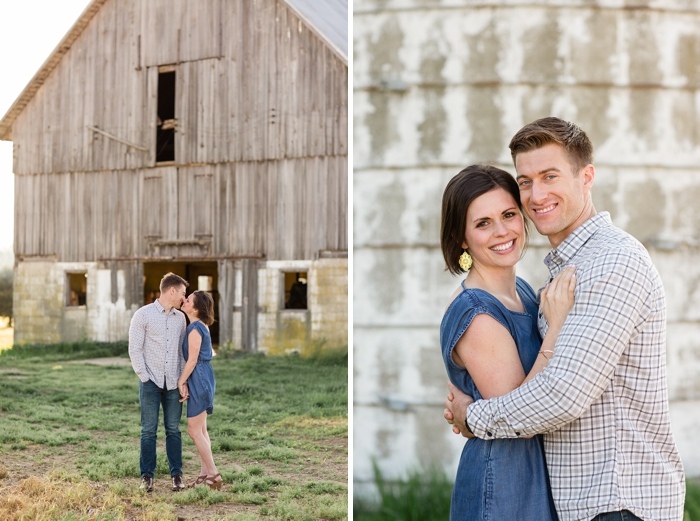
[353,0,700,490]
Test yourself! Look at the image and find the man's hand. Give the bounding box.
[178,382,189,403]
[443,381,475,438]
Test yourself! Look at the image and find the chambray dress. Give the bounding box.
[183,321,216,418]
[440,277,558,521]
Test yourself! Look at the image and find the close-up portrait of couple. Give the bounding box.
[353,1,699,521]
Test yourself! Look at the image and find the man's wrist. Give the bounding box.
[464,405,474,435]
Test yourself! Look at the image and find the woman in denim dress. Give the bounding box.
[439,165,575,521]
[178,290,221,490]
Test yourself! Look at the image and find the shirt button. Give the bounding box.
[487,431,493,437]
[515,431,521,437]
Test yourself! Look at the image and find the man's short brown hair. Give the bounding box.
[159,272,189,293]
[509,117,593,173]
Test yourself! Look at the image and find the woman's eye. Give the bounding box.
[476,221,488,228]
[504,212,516,218]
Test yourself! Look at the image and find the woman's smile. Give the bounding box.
[490,239,516,252]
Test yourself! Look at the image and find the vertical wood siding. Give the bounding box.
[12,0,347,262]
[14,155,346,261]
[12,0,347,174]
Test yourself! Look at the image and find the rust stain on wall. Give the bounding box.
[623,178,665,242]
[677,34,700,87]
[463,17,500,82]
[572,10,617,85]
[628,12,661,85]
[418,31,448,161]
[369,249,405,316]
[466,88,504,160]
[671,93,698,149]
[629,90,658,145]
[672,185,700,238]
[367,92,399,163]
[574,88,613,151]
[369,17,404,81]
[522,11,561,83]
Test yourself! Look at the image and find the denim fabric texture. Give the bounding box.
[440,277,558,521]
[591,511,643,521]
[139,379,183,478]
[182,321,216,418]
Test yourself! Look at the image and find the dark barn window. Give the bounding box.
[283,272,308,310]
[66,272,87,307]
[156,70,176,162]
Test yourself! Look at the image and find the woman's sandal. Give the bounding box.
[188,474,207,488]
[205,473,223,490]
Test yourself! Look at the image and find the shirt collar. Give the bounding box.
[544,212,612,270]
[154,298,169,314]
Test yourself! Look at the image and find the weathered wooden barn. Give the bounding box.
[0,0,348,352]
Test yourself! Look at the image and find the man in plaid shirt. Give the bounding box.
[444,118,685,521]
[129,272,189,493]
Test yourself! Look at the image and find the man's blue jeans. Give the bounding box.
[591,511,643,521]
[139,379,182,478]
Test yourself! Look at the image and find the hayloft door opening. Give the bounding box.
[143,261,219,345]
[156,69,176,163]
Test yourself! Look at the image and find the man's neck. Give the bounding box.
[548,205,597,249]
[157,296,172,313]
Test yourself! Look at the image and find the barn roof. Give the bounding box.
[0,0,348,142]
[283,0,348,64]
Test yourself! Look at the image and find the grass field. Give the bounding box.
[0,341,348,521]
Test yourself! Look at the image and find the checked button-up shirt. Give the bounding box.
[128,299,186,391]
[466,212,685,521]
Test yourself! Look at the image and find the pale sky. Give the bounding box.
[0,0,92,253]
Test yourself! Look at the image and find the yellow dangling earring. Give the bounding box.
[459,250,473,271]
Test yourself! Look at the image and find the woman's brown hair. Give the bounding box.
[440,164,529,276]
[191,290,216,326]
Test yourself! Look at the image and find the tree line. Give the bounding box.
[0,267,12,327]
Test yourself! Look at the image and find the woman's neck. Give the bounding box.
[464,264,521,309]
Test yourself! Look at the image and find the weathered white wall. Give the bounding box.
[13,260,138,344]
[257,258,349,355]
[353,0,700,490]
[14,258,347,352]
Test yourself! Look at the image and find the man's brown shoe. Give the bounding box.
[140,475,154,492]
[172,474,186,492]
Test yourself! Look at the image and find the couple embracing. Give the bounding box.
[128,273,221,493]
[440,118,685,521]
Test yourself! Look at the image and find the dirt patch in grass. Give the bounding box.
[0,409,348,520]
[0,429,348,521]
[68,356,133,367]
